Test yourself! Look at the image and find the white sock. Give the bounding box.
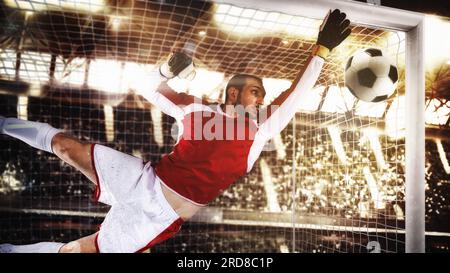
[0,117,62,154]
[0,242,65,253]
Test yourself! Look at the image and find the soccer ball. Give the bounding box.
[344,48,398,102]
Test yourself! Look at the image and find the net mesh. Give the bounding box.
[0,0,440,253]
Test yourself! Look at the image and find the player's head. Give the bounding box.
[224,74,265,118]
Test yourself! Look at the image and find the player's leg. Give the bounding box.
[0,116,96,184]
[0,241,65,253]
[0,232,98,253]
[51,132,96,183]
[58,232,98,253]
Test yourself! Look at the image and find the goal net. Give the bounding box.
[0,0,425,253]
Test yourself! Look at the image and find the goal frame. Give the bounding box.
[213,0,426,253]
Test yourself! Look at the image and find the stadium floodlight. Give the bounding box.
[110,16,123,32]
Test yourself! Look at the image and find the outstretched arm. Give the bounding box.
[258,9,351,139]
[257,48,326,139]
[139,52,198,120]
[141,75,196,120]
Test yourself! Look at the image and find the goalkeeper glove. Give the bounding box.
[159,52,196,80]
[317,9,351,52]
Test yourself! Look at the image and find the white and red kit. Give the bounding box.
[79,55,324,252]
[144,55,325,206]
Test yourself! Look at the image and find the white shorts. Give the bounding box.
[90,144,183,253]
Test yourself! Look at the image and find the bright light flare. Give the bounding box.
[5,0,105,13]
[362,127,387,170]
[89,59,124,93]
[385,95,405,139]
[436,139,450,174]
[213,4,320,39]
[425,16,450,69]
[327,125,348,165]
[262,78,292,105]
[363,166,385,209]
[321,86,355,113]
[425,99,450,126]
[260,159,282,213]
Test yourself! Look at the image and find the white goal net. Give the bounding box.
[0,0,427,253]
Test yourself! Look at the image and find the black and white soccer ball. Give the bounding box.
[344,48,398,102]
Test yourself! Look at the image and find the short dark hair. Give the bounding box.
[225,74,263,102]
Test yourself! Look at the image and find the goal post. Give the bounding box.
[405,20,425,253]
[214,0,426,253]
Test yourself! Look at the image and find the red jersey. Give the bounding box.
[155,104,263,205]
[143,56,324,205]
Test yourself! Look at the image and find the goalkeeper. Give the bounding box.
[0,9,350,253]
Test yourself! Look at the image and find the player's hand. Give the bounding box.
[159,52,196,80]
[317,9,351,51]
